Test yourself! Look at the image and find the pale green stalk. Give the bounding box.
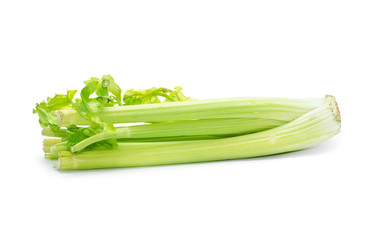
[45,142,68,160]
[45,153,58,160]
[42,127,67,138]
[56,96,340,170]
[43,138,62,153]
[116,135,223,142]
[71,118,287,152]
[56,97,323,127]
[50,142,67,154]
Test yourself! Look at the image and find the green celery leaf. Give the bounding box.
[164,86,193,102]
[34,75,195,153]
[123,86,193,105]
[33,90,77,135]
[34,75,123,150]
[102,75,122,105]
[66,124,117,151]
[72,77,116,133]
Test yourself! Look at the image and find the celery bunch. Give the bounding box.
[34,75,341,170]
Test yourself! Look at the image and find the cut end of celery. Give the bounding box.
[55,110,64,126]
[325,95,341,134]
[55,157,78,170]
[325,95,341,123]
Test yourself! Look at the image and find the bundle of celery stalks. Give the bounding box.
[34,75,341,170]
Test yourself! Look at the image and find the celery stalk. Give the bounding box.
[56,97,323,127]
[43,138,62,153]
[45,153,58,160]
[56,96,340,170]
[71,118,287,152]
[116,136,223,142]
[42,127,66,137]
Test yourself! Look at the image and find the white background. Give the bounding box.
[1,1,365,239]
